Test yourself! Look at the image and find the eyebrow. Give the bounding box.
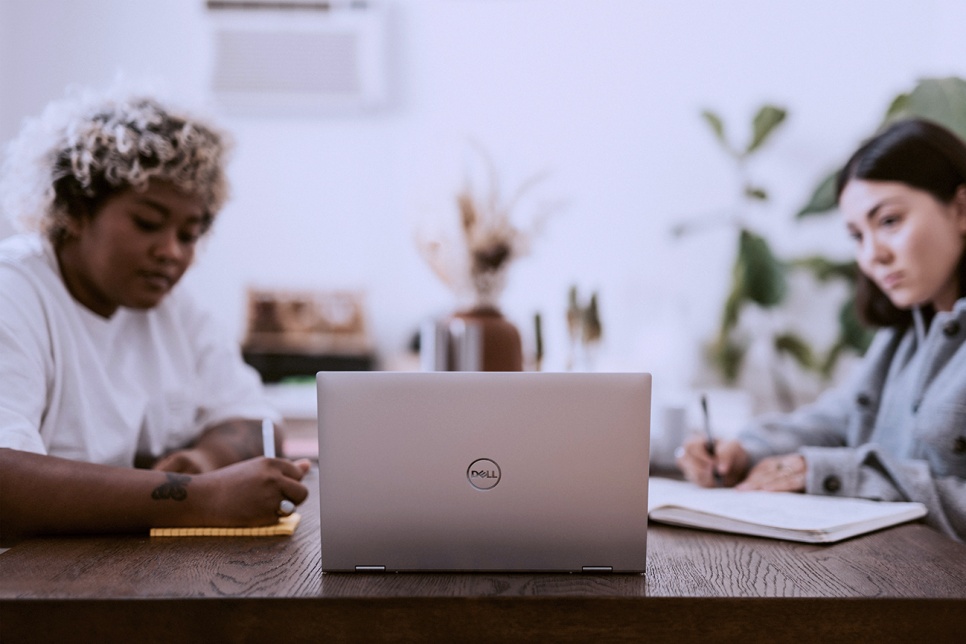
[135,197,209,225]
[135,197,172,217]
[863,196,904,222]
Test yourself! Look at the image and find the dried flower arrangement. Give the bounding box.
[416,148,557,310]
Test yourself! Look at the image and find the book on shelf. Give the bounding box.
[647,477,927,544]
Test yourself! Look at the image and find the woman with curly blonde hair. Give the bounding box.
[0,89,309,541]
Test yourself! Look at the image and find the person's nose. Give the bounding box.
[858,233,891,269]
[153,230,186,264]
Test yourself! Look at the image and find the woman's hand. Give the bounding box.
[675,437,750,488]
[0,450,313,540]
[735,454,806,492]
[190,457,312,527]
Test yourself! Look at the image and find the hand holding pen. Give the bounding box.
[700,394,723,487]
[674,395,751,488]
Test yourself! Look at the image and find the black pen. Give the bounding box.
[701,394,723,486]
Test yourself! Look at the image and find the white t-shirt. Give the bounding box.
[0,233,278,467]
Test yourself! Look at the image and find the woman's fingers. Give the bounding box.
[737,455,806,492]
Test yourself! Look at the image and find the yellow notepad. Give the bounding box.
[150,513,301,537]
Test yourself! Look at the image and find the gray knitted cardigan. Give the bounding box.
[739,298,966,542]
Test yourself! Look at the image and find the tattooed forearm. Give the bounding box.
[151,473,191,501]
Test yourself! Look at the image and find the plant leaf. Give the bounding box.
[796,170,839,218]
[737,229,787,307]
[839,297,874,354]
[882,76,966,141]
[720,282,743,332]
[820,340,845,379]
[709,334,746,384]
[774,332,815,370]
[797,77,966,219]
[700,109,729,150]
[745,105,787,155]
[711,261,748,384]
[885,91,911,120]
[744,185,768,201]
[788,256,858,282]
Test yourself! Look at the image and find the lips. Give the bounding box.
[879,272,904,291]
[139,270,175,291]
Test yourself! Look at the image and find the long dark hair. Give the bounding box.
[836,118,966,327]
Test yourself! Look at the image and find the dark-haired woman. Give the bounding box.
[677,119,966,542]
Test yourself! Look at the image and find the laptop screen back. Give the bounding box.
[316,371,651,572]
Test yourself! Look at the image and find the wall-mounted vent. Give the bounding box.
[207,1,388,115]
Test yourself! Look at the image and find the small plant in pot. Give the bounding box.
[416,146,558,371]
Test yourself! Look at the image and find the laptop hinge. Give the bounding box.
[355,565,387,572]
[582,566,613,573]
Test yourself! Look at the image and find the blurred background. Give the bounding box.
[2,0,964,441]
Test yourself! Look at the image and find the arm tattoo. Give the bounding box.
[151,473,191,501]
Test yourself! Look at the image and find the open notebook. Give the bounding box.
[648,478,927,543]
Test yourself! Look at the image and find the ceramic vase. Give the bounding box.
[450,305,523,371]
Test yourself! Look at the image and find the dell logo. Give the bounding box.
[467,458,501,490]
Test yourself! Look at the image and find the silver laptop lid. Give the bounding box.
[316,371,651,573]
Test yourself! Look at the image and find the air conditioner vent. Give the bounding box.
[207,1,387,115]
[213,31,360,95]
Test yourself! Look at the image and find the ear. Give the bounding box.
[62,213,86,239]
[61,203,94,239]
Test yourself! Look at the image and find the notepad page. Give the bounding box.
[648,478,925,532]
[150,513,301,537]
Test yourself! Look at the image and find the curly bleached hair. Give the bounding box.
[0,88,231,243]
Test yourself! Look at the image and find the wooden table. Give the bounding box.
[2,467,965,642]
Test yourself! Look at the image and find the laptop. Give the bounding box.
[316,371,651,573]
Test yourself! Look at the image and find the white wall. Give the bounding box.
[2,0,965,409]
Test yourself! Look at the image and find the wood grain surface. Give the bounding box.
[2,466,965,641]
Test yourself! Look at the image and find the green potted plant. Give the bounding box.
[678,103,819,410]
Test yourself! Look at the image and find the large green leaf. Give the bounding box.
[883,76,966,141]
[737,229,787,307]
[746,105,787,155]
[884,91,911,121]
[796,170,838,218]
[797,76,966,217]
